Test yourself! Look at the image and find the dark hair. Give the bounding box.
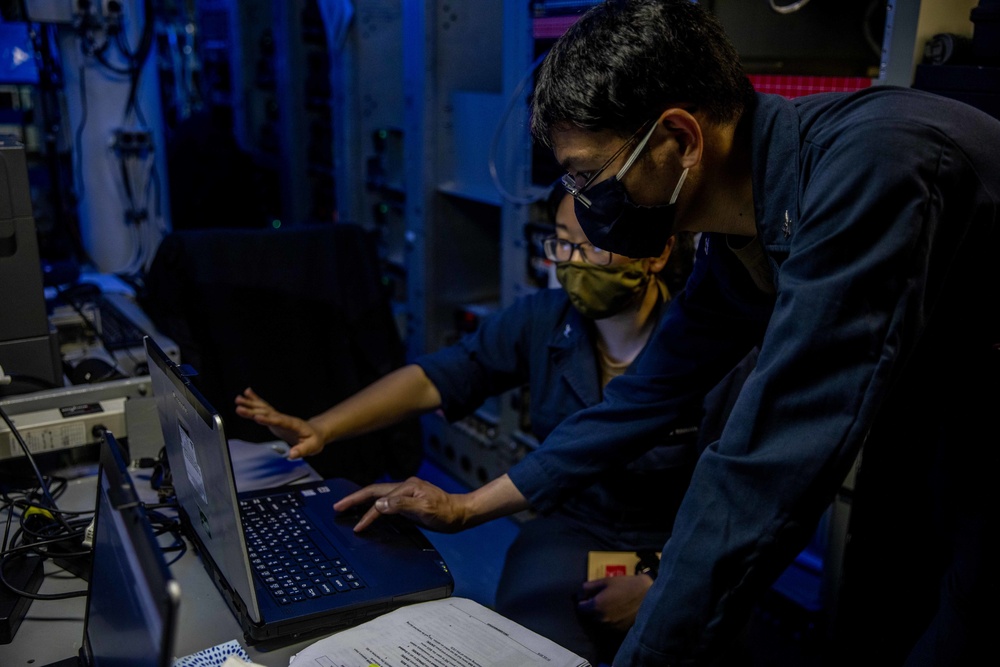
[531,0,755,146]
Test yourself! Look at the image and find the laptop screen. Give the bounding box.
[145,335,261,623]
[80,433,180,666]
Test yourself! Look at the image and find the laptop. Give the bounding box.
[44,430,180,667]
[144,336,454,644]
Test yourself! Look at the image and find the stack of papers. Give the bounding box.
[288,597,590,667]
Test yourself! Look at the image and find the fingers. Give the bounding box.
[334,483,404,532]
[235,392,268,418]
[234,387,273,412]
[333,483,401,513]
[252,410,293,428]
[332,478,456,533]
[237,401,306,435]
[234,399,258,417]
[352,505,385,532]
[243,387,265,402]
[287,440,323,460]
[235,387,260,406]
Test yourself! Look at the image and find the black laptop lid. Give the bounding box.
[145,334,261,624]
[76,431,180,667]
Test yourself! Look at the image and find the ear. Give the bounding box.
[656,107,703,169]
[646,235,676,274]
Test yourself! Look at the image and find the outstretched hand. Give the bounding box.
[576,574,653,634]
[333,476,470,533]
[234,387,325,459]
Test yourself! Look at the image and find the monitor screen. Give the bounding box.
[80,434,180,667]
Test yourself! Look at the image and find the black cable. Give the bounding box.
[0,503,92,600]
[142,502,177,511]
[15,501,89,520]
[0,550,87,600]
[0,406,69,532]
[93,48,132,76]
[18,508,90,544]
[119,0,155,123]
[103,0,158,277]
[72,62,89,204]
[1,494,17,555]
[43,476,69,505]
[143,503,187,565]
[1,483,80,553]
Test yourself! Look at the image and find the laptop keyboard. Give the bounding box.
[240,493,366,606]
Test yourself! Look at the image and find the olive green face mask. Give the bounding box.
[555,259,649,320]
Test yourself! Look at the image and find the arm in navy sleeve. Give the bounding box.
[619,106,997,664]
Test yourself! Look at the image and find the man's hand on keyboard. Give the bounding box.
[235,387,324,459]
[335,474,530,534]
[333,477,471,534]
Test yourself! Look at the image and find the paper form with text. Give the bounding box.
[288,597,590,667]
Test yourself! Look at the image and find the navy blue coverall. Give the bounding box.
[508,87,1000,666]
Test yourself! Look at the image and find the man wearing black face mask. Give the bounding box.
[335,1,1000,665]
[559,117,688,260]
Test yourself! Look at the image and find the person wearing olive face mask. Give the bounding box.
[553,248,657,321]
[235,188,697,665]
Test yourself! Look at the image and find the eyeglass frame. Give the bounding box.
[542,236,615,266]
[560,118,658,209]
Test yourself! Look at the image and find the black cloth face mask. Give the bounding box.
[574,167,688,259]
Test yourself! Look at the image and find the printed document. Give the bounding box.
[287,597,590,667]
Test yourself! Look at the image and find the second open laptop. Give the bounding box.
[44,430,180,667]
[144,336,454,644]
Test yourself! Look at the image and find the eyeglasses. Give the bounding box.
[542,237,614,266]
[560,119,658,209]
